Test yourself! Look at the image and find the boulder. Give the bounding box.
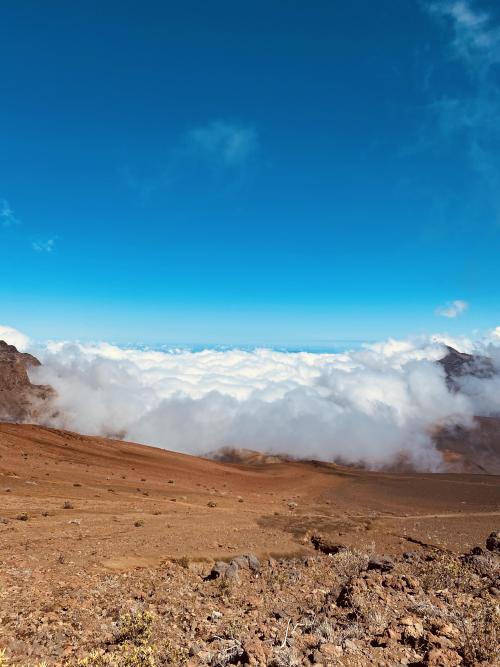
[486,531,500,553]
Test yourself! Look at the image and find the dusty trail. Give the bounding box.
[374,510,500,520]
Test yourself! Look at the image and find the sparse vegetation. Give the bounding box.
[0,537,499,665]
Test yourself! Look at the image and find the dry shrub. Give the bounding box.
[419,553,475,593]
[210,640,244,667]
[78,611,158,667]
[452,599,499,665]
[330,548,369,580]
[268,646,301,667]
[314,618,336,642]
[77,646,156,667]
[114,610,154,646]
[156,639,189,666]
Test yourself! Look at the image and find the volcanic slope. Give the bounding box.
[1,423,499,573]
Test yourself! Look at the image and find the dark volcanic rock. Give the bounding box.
[438,345,495,390]
[311,534,346,555]
[0,340,53,422]
[367,555,394,573]
[486,531,500,553]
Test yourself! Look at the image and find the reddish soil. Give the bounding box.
[1,422,499,571]
[1,423,499,665]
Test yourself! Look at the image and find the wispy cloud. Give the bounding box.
[426,1,500,203]
[435,299,469,317]
[32,238,55,253]
[123,120,259,196]
[428,1,500,69]
[2,198,58,253]
[0,199,20,227]
[184,121,258,167]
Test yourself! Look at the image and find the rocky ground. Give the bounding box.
[0,533,498,666]
[1,423,499,666]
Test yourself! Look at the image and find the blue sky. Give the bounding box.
[1,0,500,346]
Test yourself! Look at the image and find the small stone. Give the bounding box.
[425,647,462,666]
[242,638,267,665]
[224,562,240,580]
[432,621,460,640]
[209,561,229,579]
[188,643,202,656]
[246,553,261,572]
[319,643,343,658]
[231,553,261,572]
[368,555,394,572]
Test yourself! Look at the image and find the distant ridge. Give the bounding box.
[438,345,495,390]
[0,340,53,422]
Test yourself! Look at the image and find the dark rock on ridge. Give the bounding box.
[438,345,495,390]
[0,340,53,422]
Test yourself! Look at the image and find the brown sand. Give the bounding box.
[1,422,499,573]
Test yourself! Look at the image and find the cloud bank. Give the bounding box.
[9,328,497,471]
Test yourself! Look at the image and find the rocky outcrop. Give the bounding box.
[207,447,290,465]
[438,345,495,390]
[0,340,53,422]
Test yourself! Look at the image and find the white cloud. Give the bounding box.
[0,325,30,350]
[435,299,469,318]
[186,121,257,166]
[23,332,500,471]
[32,238,55,253]
[0,199,20,227]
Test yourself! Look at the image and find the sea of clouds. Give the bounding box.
[2,324,500,470]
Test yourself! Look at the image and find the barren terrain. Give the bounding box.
[0,423,499,665]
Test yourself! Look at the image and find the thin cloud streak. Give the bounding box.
[0,199,20,227]
[32,238,55,253]
[123,120,259,196]
[185,121,258,167]
[436,299,469,317]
